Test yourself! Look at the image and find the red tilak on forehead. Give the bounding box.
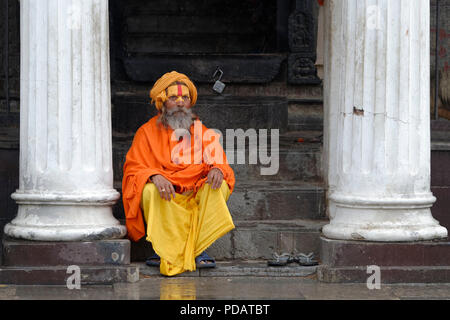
[177,84,183,96]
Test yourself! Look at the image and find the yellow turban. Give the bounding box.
[149,71,198,111]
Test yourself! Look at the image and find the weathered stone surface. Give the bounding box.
[112,95,288,135]
[124,54,285,83]
[288,100,323,131]
[199,261,317,277]
[229,147,323,183]
[431,187,450,234]
[129,234,233,263]
[431,148,450,231]
[318,265,450,284]
[431,149,450,186]
[111,81,324,101]
[113,138,323,184]
[137,261,317,278]
[318,237,450,283]
[2,237,131,267]
[112,181,326,224]
[232,220,327,260]
[129,220,326,262]
[320,237,450,267]
[283,231,322,256]
[121,0,277,55]
[233,227,278,260]
[228,181,326,221]
[288,54,321,85]
[204,233,233,260]
[0,265,139,285]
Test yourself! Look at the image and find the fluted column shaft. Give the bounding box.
[322,0,447,241]
[4,0,126,241]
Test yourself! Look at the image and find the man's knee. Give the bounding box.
[142,183,159,199]
[219,180,230,200]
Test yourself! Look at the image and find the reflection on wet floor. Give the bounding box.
[1,277,450,300]
[160,278,197,300]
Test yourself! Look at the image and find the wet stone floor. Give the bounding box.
[1,276,450,300]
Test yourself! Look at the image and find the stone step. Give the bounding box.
[288,99,324,131]
[138,260,317,278]
[229,181,326,221]
[211,219,327,261]
[112,132,323,184]
[320,237,450,267]
[229,146,322,182]
[318,237,450,283]
[113,180,326,223]
[2,238,131,267]
[228,131,323,182]
[130,219,328,262]
[112,94,289,136]
[0,265,139,285]
[113,180,325,222]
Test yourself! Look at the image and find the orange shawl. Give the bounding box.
[122,116,235,242]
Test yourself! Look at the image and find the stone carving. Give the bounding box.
[287,0,320,84]
[289,11,314,53]
[288,54,321,85]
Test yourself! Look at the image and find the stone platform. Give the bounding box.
[138,260,317,278]
[0,237,139,285]
[317,237,450,283]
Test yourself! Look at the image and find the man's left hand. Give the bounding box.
[207,168,224,190]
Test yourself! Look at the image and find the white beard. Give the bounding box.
[163,106,194,131]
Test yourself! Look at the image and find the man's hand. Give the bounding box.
[207,168,224,190]
[150,174,176,201]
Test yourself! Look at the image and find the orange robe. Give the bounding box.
[122,115,235,242]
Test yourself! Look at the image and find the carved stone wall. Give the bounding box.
[288,0,321,84]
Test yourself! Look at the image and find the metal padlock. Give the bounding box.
[212,68,226,94]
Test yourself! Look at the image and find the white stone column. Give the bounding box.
[322,0,447,241]
[4,0,127,241]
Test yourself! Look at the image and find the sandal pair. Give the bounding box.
[267,252,318,267]
[145,251,216,269]
[267,253,295,266]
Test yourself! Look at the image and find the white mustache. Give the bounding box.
[167,107,188,116]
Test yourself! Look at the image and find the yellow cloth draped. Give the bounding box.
[141,180,234,277]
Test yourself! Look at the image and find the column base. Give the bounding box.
[322,223,448,242]
[4,197,127,241]
[318,236,450,283]
[4,223,127,242]
[323,194,448,241]
[0,237,139,285]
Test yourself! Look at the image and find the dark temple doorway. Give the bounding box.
[108,0,325,261]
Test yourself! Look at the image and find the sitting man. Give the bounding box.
[122,71,235,277]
